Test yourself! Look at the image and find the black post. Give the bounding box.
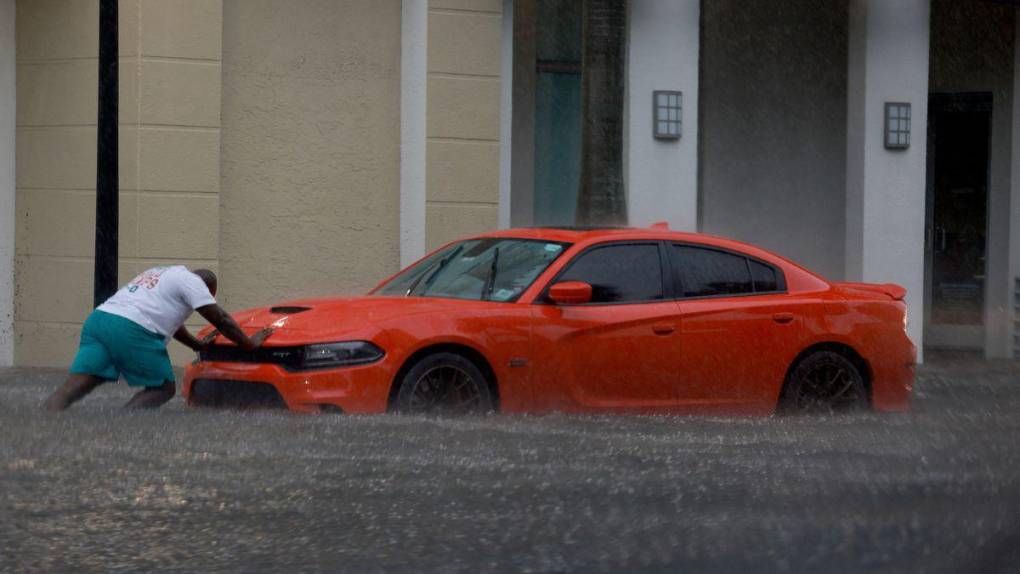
[94,0,118,307]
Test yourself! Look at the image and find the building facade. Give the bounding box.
[1,0,1018,368]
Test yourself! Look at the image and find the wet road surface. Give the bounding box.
[2,358,1019,573]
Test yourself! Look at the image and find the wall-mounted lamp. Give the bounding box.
[653,90,682,140]
[885,102,911,149]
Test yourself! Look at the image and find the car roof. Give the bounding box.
[468,226,831,293]
[473,226,754,250]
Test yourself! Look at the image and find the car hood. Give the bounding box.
[204,296,465,346]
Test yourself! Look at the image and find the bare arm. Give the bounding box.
[173,326,203,352]
[196,304,271,350]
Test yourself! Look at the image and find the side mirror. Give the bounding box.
[548,281,593,305]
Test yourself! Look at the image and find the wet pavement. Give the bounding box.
[2,355,1019,573]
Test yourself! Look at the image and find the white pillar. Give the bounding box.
[498,0,513,229]
[625,0,699,231]
[400,0,427,267]
[846,0,930,360]
[1010,7,1020,359]
[0,0,15,366]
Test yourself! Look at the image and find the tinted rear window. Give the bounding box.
[750,260,779,292]
[672,245,753,297]
[672,245,786,297]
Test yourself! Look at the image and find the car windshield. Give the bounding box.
[374,238,569,302]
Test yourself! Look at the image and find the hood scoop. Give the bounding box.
[269,305,312,315]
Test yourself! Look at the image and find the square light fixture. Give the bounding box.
[653,90,682,140]
[885,102,911,149]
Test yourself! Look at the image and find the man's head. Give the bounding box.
[194,269,218,297]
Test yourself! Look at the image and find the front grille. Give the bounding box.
[190,379,287,410]
[199,345,304,370]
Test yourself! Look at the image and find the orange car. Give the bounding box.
[183,226,915,416]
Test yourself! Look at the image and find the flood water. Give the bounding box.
[2,358,1019,573]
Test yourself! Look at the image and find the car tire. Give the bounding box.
[393,352,495,415]
[779,351,868,415]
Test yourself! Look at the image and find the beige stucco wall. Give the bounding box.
[12,0,495,367]
[219,0,401,313]
[425,0,502,249]
[14,0,222,367]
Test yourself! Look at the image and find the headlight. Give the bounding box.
[297,341,385,370]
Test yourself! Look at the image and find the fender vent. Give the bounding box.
[270,306,311,315]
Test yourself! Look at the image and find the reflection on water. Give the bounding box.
[2,361,1019,572]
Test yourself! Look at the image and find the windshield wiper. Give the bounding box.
[407,245,464,297]
[482,247,500,301]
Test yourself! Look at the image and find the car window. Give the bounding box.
[672,245,753,297]
[556,244,664,303]
[375,243,460,297]
[374,238,568,302]
[749,259,779,292]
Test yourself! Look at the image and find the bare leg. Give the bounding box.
[123,380,175,409]
[43,373,107,411]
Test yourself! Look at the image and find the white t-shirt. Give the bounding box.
[97,266,216,339]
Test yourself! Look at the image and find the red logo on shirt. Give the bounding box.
[128,267,166,291]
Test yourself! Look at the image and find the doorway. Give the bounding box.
[511,0,627,227]
[533,0,582,226]
[924,93,992,350]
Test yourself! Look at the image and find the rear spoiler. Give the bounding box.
[881,284,907,301]
[835,282,907,301]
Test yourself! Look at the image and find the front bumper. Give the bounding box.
[183,359,397,414]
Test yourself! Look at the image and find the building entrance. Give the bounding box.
[924,93,992,350]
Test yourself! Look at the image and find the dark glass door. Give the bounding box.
[925,94,991,349]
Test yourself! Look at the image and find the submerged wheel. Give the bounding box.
[393,352,495,415]
[779,351,868,414]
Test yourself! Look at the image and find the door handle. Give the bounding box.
[772,312,795,324]
[652,323,676,335]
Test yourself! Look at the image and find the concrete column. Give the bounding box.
[0,0,14,366]
[986,20,1016,360]
[625,0,699,231]
[846,0,930,359]
[498,0,513,229]
[400,0,427,266]
[1010,7,1020,359]
[510,0,535,228]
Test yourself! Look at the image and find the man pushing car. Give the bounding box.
[43,266,271,411]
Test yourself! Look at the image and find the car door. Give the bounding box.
[670,244,806,413]
[530,242,683,412]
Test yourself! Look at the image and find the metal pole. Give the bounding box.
[94,0,118,307]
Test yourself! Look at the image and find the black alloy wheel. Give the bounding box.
[779,351,868,414]
[393,352,495,415]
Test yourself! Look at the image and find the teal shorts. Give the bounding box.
[70,310,175,387]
